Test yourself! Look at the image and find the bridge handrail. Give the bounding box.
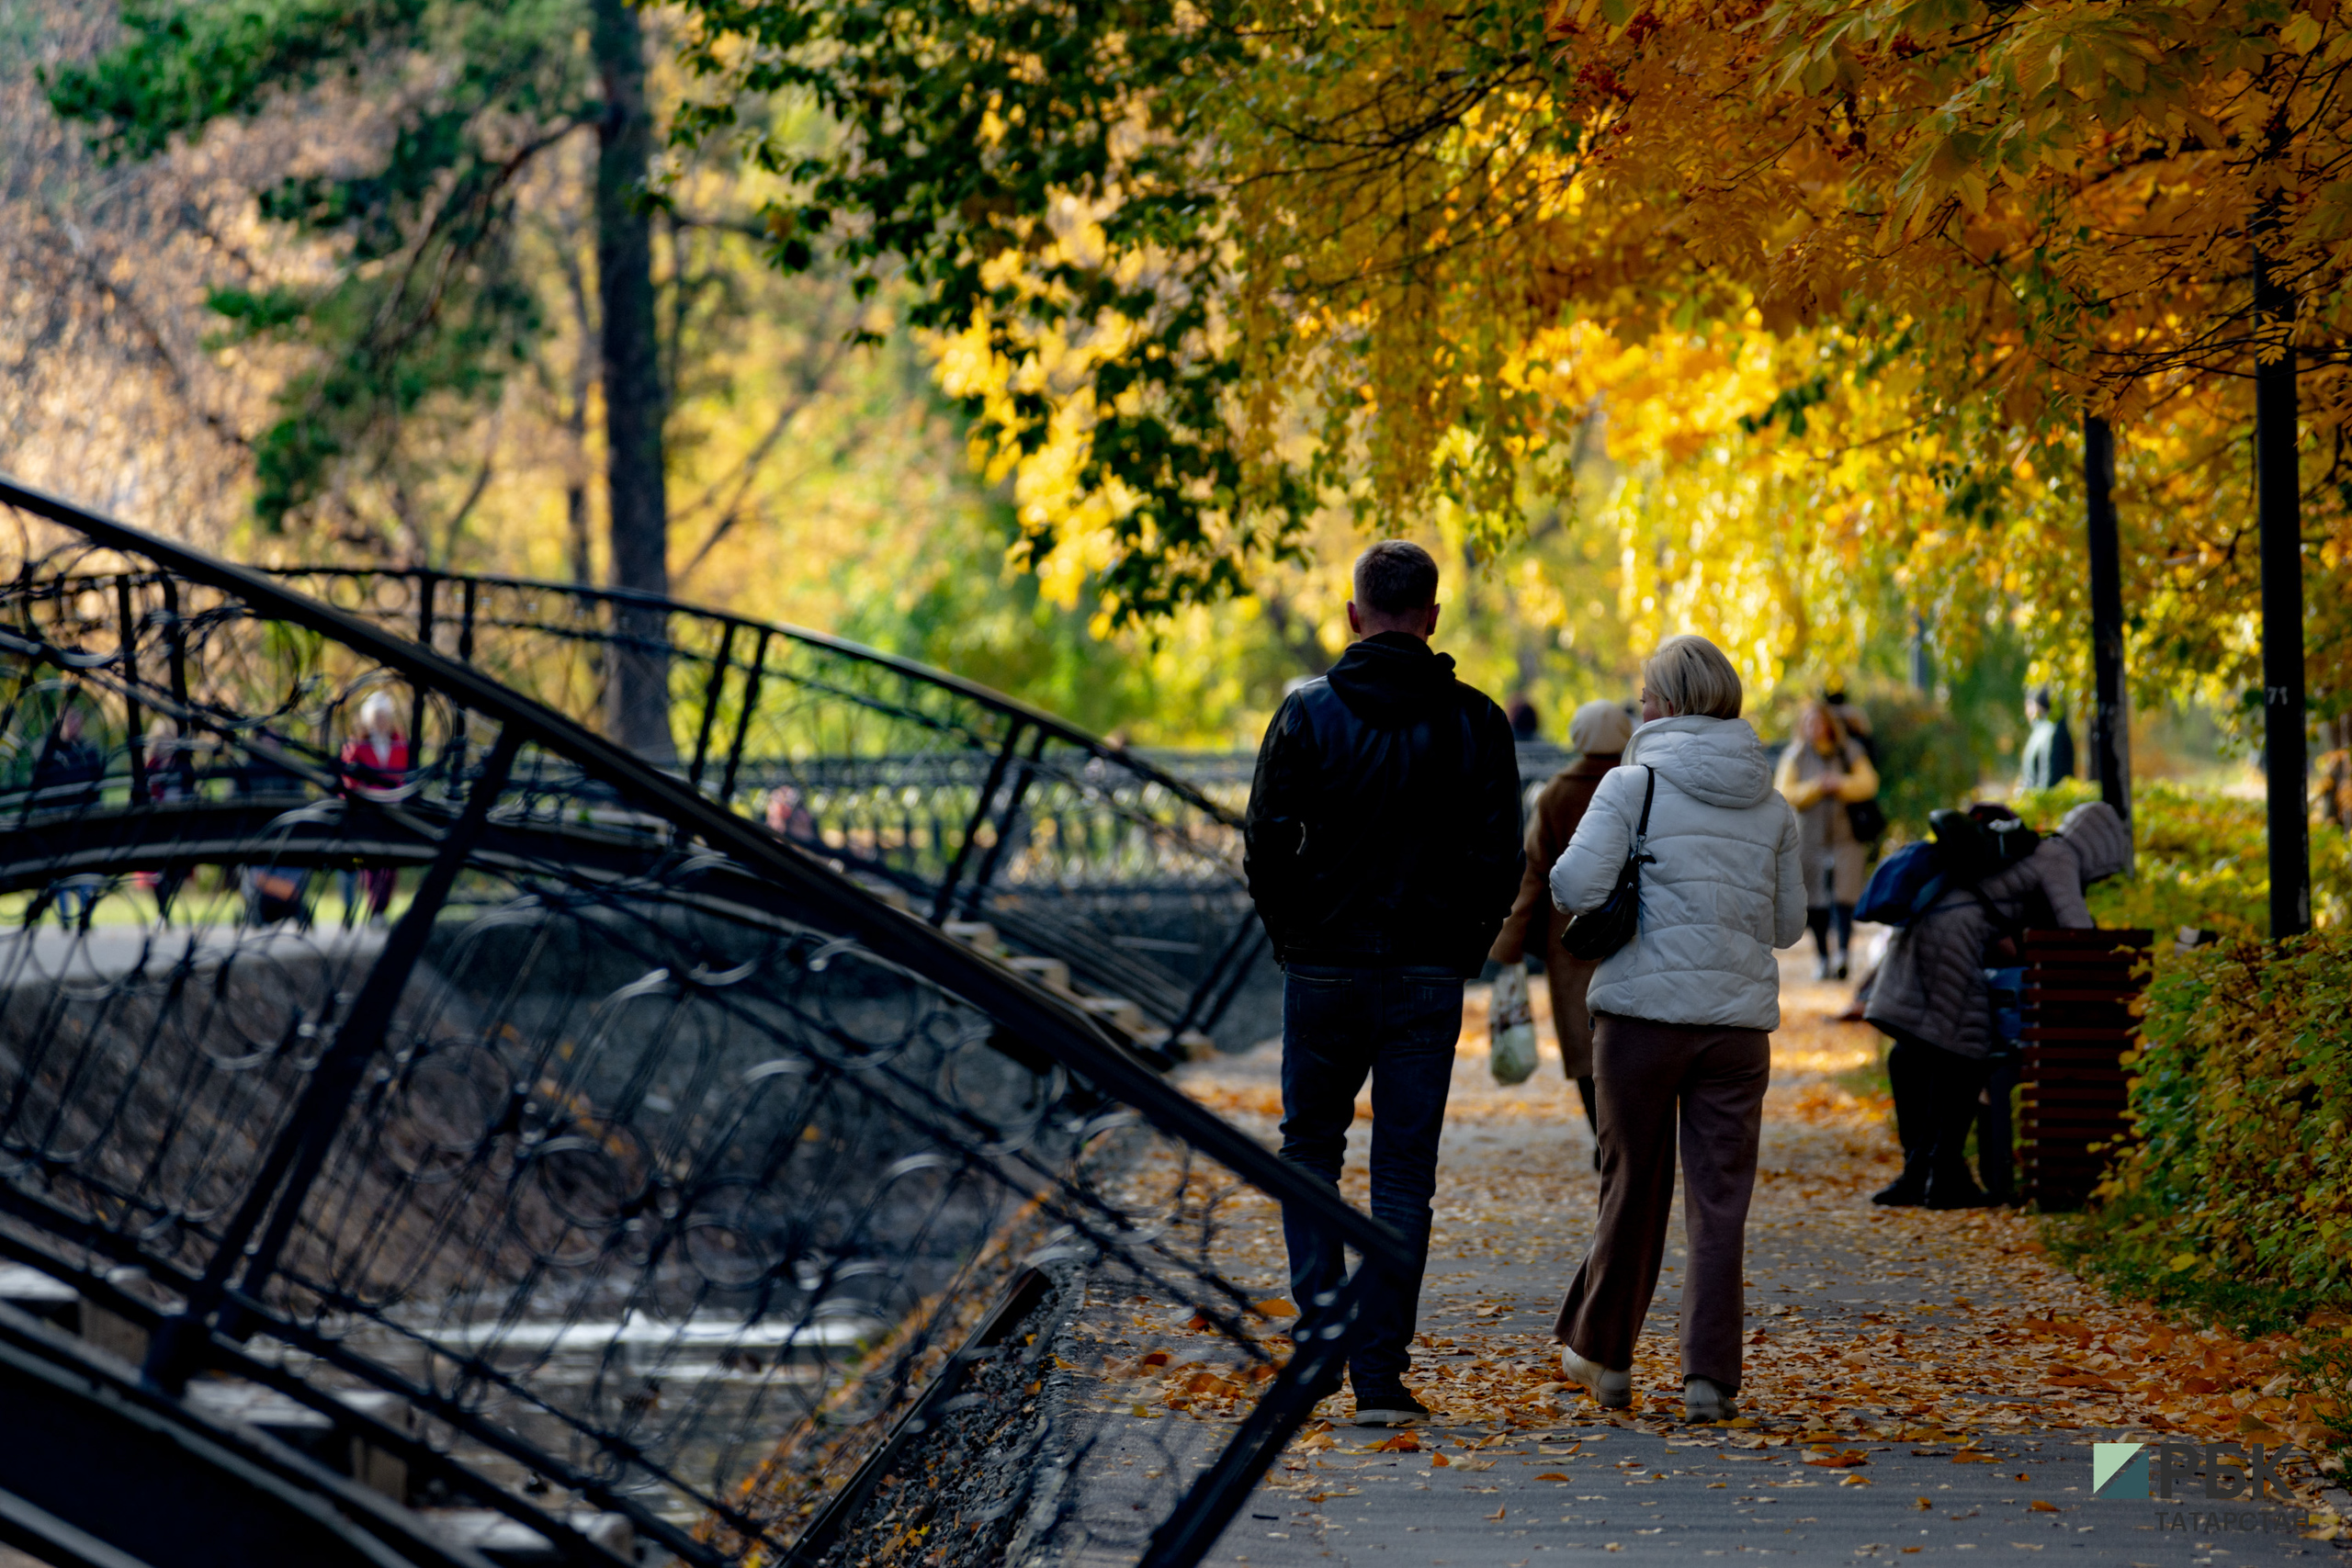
[271,563,1246,830]
[0,474,1394,1277]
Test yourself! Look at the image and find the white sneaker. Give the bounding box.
[1683,1376,1737,1423]
[1558,1345,1631,1409]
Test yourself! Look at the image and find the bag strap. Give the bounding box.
[1630,765,1657,857]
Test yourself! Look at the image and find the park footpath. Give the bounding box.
[1176,953,2352,1568]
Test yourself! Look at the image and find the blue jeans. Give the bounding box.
[1278,963,1462,1391]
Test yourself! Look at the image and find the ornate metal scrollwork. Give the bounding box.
[0,477,1396,1568]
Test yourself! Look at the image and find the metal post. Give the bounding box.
[1169,914,1261,1041]
[115,574,146,803]
[160,576,194,797]
[687,620,736,791]
[716,627,770,809]
[1907,611,1931,693]
[929,721,1028,923]
[458,577,478,664]
[1138,1264,1363,1568]
[957,728,1046,919]
[2255,246,2311,939]
[2083,414,2131,822]
[143,723,526,1389]
[412,570,436,773]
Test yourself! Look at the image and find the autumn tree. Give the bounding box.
[47,0,678,756]
[675,0,2349,729]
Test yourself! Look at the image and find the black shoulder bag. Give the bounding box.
[1559,765,1656,962]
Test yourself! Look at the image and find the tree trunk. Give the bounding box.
[592,0,673,762]
[2254,242,2310,940]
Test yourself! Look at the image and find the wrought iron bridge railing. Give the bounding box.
[0,476,1400,1568]
[256,567,1278,1061]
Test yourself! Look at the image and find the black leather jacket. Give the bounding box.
[1243,632,1523,975]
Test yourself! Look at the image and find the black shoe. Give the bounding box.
[1871,1156,1928,1207]
[1924,1171,1992,1210]
[1834,957,1850,980]
[1871,1172,1927,1207]
[1351,1384,1431,1427]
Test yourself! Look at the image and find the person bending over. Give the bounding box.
[1864,799,2132,1209]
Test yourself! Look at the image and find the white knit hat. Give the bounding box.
[1569,698,1634,757]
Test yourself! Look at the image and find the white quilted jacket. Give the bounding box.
[1549,716,1807,1031]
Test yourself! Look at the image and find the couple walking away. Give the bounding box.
[1244,541,1804,1429]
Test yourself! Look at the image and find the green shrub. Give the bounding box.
[1857,686,1977,842]
[2101,932,2352,1292]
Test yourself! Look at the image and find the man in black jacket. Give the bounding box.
[1245,540,1523,1426]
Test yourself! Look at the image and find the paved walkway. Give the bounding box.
[1178,954,2351,1567]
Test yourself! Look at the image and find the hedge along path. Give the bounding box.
[1176,953,2350,1540]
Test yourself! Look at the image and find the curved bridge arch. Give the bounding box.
[258,567,1274,1055]
[0,477,1395,1568]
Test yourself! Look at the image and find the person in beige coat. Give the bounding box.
[1487,698,1634,1155]
[1773,699,1879,979]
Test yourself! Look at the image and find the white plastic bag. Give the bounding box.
[1488,964,1539,1085]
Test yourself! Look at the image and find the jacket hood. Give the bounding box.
[1324,632,1460,727]
[2058,800,2134,882]
[1623,716,1774,809]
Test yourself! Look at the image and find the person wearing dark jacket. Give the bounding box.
[1864,800,2132,1208]
[1245,540,1523,1427]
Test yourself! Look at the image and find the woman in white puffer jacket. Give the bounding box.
[1545,635,1807,1425]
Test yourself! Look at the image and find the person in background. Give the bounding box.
[338,691,410,924]
[1487,697,1634,1164]
[1773,699,1880,979]
[1825,687,1875,761]
[1245,540,1523,1428]
[33,699,108,924]
[2019,687,2075,788]
[33,700,106,807]
[1506,694,1542,743]
[1863,799,2132,1209]
[1549,635,1805,1426]
[765,784,820,844]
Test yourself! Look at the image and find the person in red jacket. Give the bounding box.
[339,691,410,923]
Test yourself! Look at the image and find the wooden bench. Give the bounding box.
[2019,927,2152,1211]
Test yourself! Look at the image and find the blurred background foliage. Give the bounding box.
[0,0,2326,807]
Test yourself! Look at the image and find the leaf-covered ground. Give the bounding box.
[1171,953,2352,1564]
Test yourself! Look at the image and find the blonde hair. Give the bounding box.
[358,691,399,732]
[1641,635,1744,721]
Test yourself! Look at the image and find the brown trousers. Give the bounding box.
[1553,1013,1770,1391]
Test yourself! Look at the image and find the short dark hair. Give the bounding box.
[1352,540,1439,615]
